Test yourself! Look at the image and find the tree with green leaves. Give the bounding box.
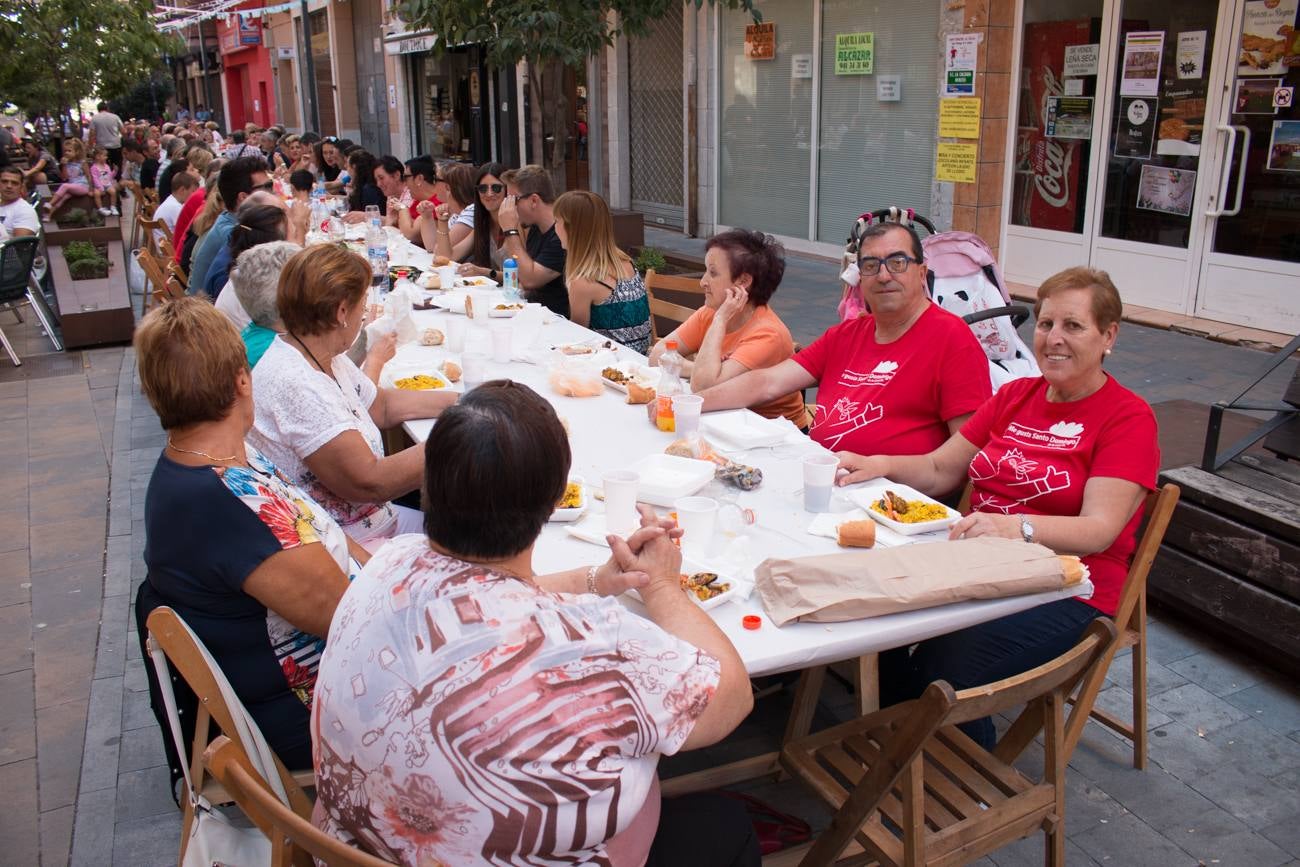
[395,0,759,181]
[0,0,180,125]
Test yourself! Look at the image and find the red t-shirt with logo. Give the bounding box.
[794,303,991,457]
[960,375,1159,616]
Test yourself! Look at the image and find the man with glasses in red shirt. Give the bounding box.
[699,221,990,489]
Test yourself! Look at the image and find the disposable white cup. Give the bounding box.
[461,352,489,391]
[445,317,467,353]
[602,471,640,535]
[469,289,493,321]
[802,454,839,513]
[674,496,718,560]
[671,394,704,439]
[490,322,512,363]
[437,264,457,289]
[364,205,381,222]
[389,244,408,268]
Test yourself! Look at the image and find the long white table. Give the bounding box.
[378,273,1090,679]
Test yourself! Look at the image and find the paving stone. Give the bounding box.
[1261,810,1300,858]
[1102,652,1188,697]
[36,698,89,813]
[40,803,74,867]
[0,758,39,866]
[78,675,123,794]
[120,683,158,732]
[0,549,32,607]
[111,811,179,867]
[0,601,33,675]
[1208,718,1300,780]
[117,725,167,776]
[1072,809,1194,866]
[1063,774,1131,838]
[1189,764,1300,829]
[1074,760,1216,832]
[988,833,1102,866]
[33,617,98,710]
[1093,684,1173,731]
[1147,721,1230,782]
[1143,619,1207,666]
[1167,650,1266,698]
[0,668,35,765]
[69,785,115,867]
[1162,806,1291,867]
[1222,680,1300,737]
[114,766,176,823]
[1150,682,1253,735]
[93,595,129,682]
[0,508,30,553]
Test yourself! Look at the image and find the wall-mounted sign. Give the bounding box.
[877,75,901,101]
[1120,31,1164,97]
[834,32,874,75]
[791,54,813,78]
[384,33,437,55]
[936,142,978,183]
[938,97,981,138]
[276,45,295,59]
[1114,96,1157,159]
[1176,31,1206,79]
[1045,96,1093,139]
[389,84,397,109]
[944,33,980,96]
[745,22,776,60]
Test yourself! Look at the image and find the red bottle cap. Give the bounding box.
[742,615,762,630]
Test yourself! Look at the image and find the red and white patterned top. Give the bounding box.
[312,534,721,866]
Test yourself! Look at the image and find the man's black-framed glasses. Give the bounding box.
[858,252,920,276]
[252,180,275,192]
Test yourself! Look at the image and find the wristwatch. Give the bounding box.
[503,228,521,238]
[489,268,498,281]
[1019,514,1036,544]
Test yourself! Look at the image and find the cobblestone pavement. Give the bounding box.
[0,226,1296,866]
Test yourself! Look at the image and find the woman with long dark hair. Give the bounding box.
[343,149,383,221]
[459,161,508,280]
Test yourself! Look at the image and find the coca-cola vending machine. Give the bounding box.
[1012,19,1100,233]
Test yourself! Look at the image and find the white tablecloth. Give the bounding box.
[380,240,1092,677]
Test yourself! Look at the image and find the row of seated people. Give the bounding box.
[134,215,1156,864]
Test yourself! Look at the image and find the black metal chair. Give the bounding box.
[0,235,61,365]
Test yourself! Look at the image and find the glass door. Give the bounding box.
[1088,0,1226,312]
[1196,0,1300,333]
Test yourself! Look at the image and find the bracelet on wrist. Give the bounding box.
[586,566,600,595]
[503,228,521,238]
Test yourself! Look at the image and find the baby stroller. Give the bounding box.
[838,206,1039,391]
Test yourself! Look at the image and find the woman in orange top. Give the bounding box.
[649,229,808,428]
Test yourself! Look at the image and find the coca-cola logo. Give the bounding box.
[1034,67,1076,210]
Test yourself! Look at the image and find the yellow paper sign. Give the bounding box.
[938,98,982,139]
[936,143,978,183]
[745,22,776,60]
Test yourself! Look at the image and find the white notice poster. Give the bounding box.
[945,33,980,96]
[1063,44,1100,77]
[1120,31,1165,97]
[1176,31,1207,79]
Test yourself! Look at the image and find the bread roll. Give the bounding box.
[438,360,461,382]
[1059,555,1085,585]
[420,328,444,346]
[837,519,876,548]
[463,295,474,319]
[626,382,655,405]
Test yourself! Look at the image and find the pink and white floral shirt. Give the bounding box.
[312,535,720,866]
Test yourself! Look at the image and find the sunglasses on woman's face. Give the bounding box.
[478,183,505,194]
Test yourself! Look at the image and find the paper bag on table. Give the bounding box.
[753,537,1073,627]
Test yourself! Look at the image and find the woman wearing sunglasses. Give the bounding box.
[460,162,510,280]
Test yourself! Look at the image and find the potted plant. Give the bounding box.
[41,196,122,245]
[47,236,133,348]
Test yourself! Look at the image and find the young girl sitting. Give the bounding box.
[89,147,119,216]
[44,138,92,217]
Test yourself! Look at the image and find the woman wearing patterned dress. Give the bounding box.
[313,381,759,867]
[133,297,366,770]
[553,190,653,354]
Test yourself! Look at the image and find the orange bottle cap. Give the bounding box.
[742,615,762,630]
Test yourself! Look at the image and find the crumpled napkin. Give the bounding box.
[805,508,871,540]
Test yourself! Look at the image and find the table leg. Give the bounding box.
[856,652,880,715]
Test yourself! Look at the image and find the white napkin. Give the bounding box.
[805,508,871,540]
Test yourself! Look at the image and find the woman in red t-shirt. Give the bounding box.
[837,266,1159,749]
[648,229,808,428]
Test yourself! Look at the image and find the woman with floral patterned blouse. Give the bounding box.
[313,381,760,867]
[134,297,369,770]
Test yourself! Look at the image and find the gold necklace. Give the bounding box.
[167,436,241,463]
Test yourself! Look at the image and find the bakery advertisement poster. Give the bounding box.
[1115,96,1158,159]
[1267,120,1300,172]
[1236,77,1283,113]
[1045,96,1094,139]
[1120,31,1165,97]
[1136,165,1198,217]
[1176,31,1207,79]
[1238,0,1298,76]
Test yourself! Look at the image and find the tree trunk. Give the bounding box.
[527,55,544,166]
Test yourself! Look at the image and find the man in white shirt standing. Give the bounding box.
[0,166,40,238]
[88,102,125,175]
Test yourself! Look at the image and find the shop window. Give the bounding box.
[1010,0,1103,234]
[718,0,813,238]
[816,0,939,242]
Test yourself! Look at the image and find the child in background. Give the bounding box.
[89,147,119,216]
[43,138,91,216]
[288,169,314,204]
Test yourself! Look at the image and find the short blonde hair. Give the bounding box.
[277,245,370,336]
[1035,267,1123,331]
[134,297,247,430]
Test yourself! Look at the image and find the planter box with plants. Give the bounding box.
[41,197,122,246]
[48,240,133,348]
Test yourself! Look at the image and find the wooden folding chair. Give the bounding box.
[146,608,316,865]
[780,618,1118,867]
[644,268,706,341]
[136,249,182,315]
[137,214,172,260]
[205,736,398,867]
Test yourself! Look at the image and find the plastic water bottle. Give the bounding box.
[368,226,389,301]
[655,340,685,432]
[501,257,520,301]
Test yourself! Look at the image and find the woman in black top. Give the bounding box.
[343,149,384,221]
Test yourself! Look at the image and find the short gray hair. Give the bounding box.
[230,241,302,328]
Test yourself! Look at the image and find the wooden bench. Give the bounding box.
[1152,456,1300,677]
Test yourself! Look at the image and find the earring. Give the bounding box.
[1104,348,1112,355]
